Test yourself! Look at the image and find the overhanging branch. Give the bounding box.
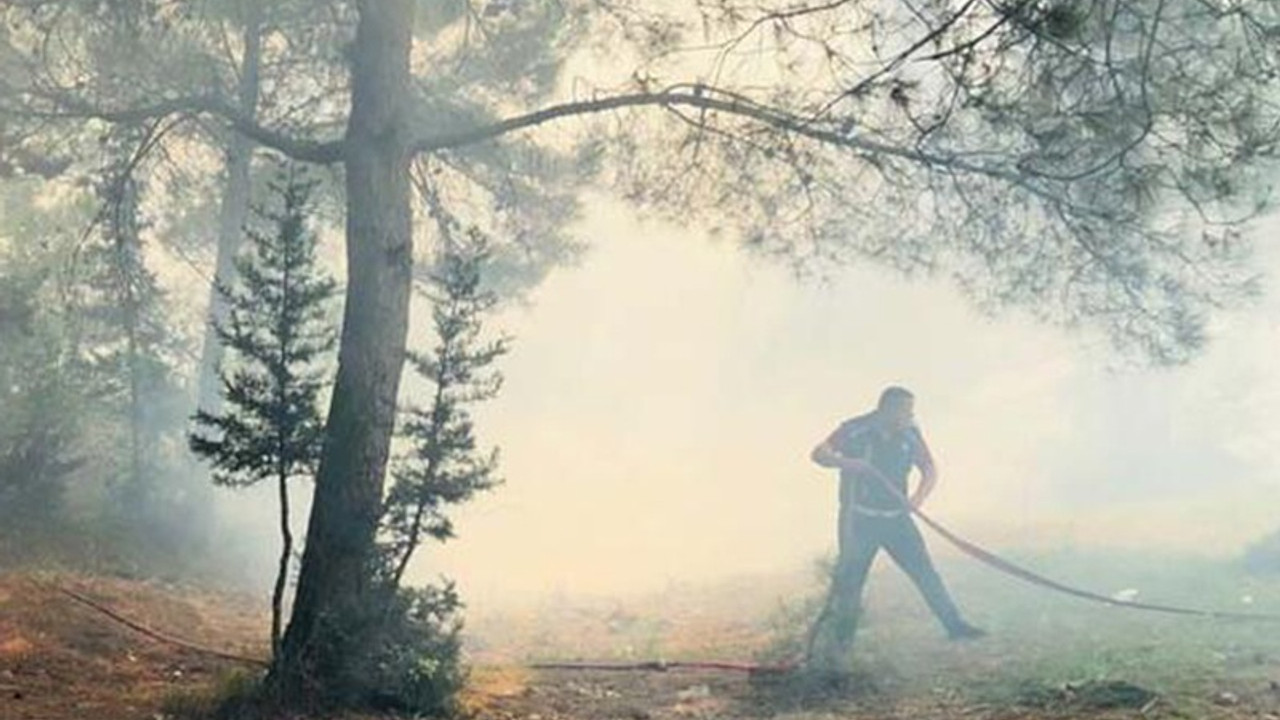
[0,83,344,164]
[414,87,1072,213]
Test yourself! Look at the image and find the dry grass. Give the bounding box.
[2,548,1279,720]
[0,571,268,720]
[462,548,1280,720]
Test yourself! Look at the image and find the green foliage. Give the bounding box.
[382,228,508,586]
[188,164,336,489]
[76,126,188,518]
[348,583,468,716]
[0,368,82,527]
[159,668,266,720]
[0,0,584,303]
[265,580,466,715]
[586,0,1278,364]
[0,254,83,532]
[188,161,337,659]
[0,137,200,565]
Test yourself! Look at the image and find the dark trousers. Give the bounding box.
[808,502,966,666]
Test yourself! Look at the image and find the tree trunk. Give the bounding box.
[270,462,292,666]
[196,6,262,416]
[272,0,415,703]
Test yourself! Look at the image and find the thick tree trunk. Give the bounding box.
[272,0,415,703]
[196,7,262,416]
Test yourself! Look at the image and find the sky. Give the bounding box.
[394,199,1280,606]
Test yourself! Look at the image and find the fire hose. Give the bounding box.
[870,462,1280,622]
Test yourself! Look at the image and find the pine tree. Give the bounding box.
[350,227,507,715]
[189,163,336,663]
[382,229,508,588]
[77,127,184,525]
[0,257,83,538]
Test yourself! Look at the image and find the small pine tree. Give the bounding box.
[382,229,508,588]
[351,228,507,715]
[189,163,337,664]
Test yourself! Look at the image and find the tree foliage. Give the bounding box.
[2,2,1275,360]
[580,0,1279,362]
[189,162,337,661]
[77,124,185,514]
[0,246,82,534]
[382,225,508,588]
[0,167,197,572]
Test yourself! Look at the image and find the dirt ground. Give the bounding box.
[463,664,972,720]
[461,662,1274,720]
[0,572,266,720]
[3,566,1280,720]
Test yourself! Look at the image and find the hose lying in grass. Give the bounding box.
[53,583,269,667]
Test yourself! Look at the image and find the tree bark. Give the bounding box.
[272,0,415,702]
[271,459,292,666]
[196,5,262,416]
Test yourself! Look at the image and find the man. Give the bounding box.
[806,386,983,670]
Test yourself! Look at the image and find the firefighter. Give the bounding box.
[807,386,984,669]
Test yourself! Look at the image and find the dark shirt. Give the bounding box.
[832,413,927,511]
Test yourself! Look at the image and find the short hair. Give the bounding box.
[877,385,914,410]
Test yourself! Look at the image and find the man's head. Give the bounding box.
[876,386,916,431]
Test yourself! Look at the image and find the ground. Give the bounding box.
[3,548,1280,719]
[0,572,264,720]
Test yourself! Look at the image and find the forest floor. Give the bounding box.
[0,572,264,719]
[3,549,1280,719]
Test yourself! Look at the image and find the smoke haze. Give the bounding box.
[411,200,1280,608]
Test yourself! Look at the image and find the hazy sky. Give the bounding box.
[408,200,1280,605]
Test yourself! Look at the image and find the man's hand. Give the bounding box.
[812,440,851,470]
[811,443,878,476]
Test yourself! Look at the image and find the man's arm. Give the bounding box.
[811,423,875,474]
[907,428,938,509]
